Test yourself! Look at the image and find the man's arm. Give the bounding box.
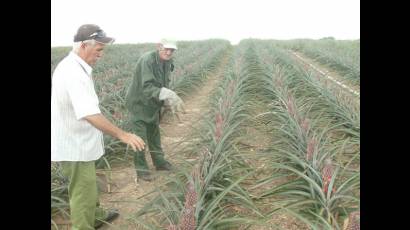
[84,113,145,152]
[140,58,162,104]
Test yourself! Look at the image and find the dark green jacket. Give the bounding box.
[125,50,174,124]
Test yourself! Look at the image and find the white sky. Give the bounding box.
[51,0,360,47]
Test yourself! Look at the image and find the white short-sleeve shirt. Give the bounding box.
[51,51,104,162]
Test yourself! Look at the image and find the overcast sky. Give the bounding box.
[51,0,360,47]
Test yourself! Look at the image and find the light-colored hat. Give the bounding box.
[160,38,177,50]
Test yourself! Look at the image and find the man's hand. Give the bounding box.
[84,114,146,152]
[167,94,185,114]
[160,87,186,120]
[118,132,145,152]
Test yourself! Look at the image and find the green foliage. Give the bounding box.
[286,39,360,86]
[245,40,359,229]
[51,39,359,229]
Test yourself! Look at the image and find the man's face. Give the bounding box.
[158,45,175,61]
[83,42,106,66]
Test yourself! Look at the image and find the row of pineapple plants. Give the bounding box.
[250,39,359,175]
[252,40,359,141]
[128,44,269,229]
[171,39,231,97]
[277,39,360,87]
[127,39,361,229]
[242,40,359,229]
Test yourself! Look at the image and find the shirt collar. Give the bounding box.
[69,51,93,76]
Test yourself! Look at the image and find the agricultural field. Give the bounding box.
[51,38,359,230]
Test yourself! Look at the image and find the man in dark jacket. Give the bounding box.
[125,38,184,181]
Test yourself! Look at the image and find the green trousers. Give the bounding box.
[61,161,108,230]
[130,120,167,175]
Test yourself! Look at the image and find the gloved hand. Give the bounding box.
[159,88,186,120]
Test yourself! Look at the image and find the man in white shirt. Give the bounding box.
[51,24,145,230]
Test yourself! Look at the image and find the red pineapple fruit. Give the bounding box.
[306,137,316,161]
[322,158,334,194]
[179,181,197,230]
[215,113,223,142]
[301,118,310,135]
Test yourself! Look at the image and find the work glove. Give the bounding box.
[159,87,185,121]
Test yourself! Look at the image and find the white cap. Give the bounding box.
[160,38,178,50]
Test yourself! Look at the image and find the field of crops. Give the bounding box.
[51,38,359,230]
